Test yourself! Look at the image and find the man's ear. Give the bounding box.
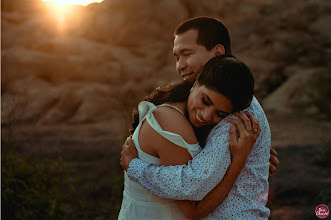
[214,44,225,56]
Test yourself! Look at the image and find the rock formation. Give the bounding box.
[2,0,330,124]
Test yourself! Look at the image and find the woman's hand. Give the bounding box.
[227,111,261,167]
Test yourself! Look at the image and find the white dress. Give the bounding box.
[118,101,202,220]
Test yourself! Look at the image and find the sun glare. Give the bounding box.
[42,0,103,32]
[42,0,104,7]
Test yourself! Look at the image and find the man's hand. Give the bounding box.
[120,137,138,171]
[269,148,279,178]
[227,111,261,167]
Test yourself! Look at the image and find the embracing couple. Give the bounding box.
[119,17,279,219]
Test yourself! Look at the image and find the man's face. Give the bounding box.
[173,29,216,82]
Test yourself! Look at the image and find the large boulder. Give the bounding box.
[263,67,331,119]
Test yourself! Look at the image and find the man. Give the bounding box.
[121,17,279,219]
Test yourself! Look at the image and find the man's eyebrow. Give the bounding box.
[173,48,194,56]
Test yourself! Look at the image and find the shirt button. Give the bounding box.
[203,170,208,174]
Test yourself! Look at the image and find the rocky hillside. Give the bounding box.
[2,0,330,125]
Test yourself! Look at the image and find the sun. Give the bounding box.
[41,0,103,32]
[42,0,104,7]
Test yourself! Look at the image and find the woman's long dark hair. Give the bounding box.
[197,55,254,112]
[130,55,254,146]
[130,80,193,134]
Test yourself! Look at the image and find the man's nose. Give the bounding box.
[176,57,187,73]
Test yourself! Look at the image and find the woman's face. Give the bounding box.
[187,83,233,128]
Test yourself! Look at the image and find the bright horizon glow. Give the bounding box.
[42,0,103,33]
[42,0,103,6]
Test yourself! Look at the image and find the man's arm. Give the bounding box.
[175,114,261,219]
[121,130,278,180]
[120,112,276,201]
[123,121,232,201]
[122,112,259,201]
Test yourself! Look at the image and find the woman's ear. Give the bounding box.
[214,44,225,56]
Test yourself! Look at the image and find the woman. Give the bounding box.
[118,55,266,219]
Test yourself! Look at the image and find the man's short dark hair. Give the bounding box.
[175,16,232,54]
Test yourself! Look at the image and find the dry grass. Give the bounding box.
[2,120,128,219]
[269,145,331,220]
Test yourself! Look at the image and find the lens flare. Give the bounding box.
[41,0,103,32]
[42,0,103,7]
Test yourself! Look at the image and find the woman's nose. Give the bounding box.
[201,107,213,122]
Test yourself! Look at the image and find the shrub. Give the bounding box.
[313,139,331,167]
[306,70,331,120]
[294,70,331,120]
[1,153,74,220]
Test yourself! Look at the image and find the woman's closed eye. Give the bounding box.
[202,96,209,105]
[216,111,227,118]
[217,110,232,118]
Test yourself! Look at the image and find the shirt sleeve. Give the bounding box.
[126,120,232,201]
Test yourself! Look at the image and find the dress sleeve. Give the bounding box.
[126,120,232,201]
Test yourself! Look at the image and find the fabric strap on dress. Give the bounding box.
[158,103,185,116]
[138,101,201,158]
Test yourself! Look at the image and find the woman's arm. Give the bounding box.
[175,112,261,219]
[138,106,197,166]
